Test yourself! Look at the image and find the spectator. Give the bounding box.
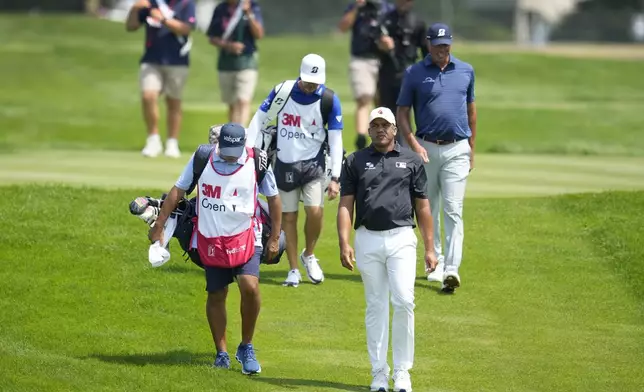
[126,0,196,158]
[338,0,394,150]
[207,0,264,126]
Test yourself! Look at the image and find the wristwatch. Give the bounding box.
[331,176,340,183]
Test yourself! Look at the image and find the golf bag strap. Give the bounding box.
[265,80,296,125]
[186,144,268,195]
[321,87,334,128]
[187,144,216,195]
[320,88,335,150]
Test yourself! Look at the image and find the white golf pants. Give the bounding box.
[354,226,417,372]
[418,138,471,274]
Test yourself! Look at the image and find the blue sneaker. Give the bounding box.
[235,343,261,375]
[213,351,230,369]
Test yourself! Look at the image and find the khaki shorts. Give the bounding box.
[139,63,189,99]
[219,69,259,104]
[279,178,325,213]
[349,57,379,99]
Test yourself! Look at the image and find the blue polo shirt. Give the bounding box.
[397,55,475,141]
[258,80,344,131]
[344,1,394,58]
[138,0,196,66]
[207,1,263,71]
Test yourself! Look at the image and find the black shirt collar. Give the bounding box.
[368,143,401,155]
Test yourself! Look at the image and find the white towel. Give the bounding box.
[148,215,178,268]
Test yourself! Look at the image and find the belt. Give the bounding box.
[417,134,466,145]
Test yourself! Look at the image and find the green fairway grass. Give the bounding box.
[1,15,644,156]
[2,149,644,198]
[0,185,643,392]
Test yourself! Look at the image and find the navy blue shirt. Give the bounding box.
[344,1,394,58]
[397,55,475,141]
[207,1,263,53]
[138,0,196,66]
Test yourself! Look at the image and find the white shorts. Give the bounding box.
[279,178,325,213]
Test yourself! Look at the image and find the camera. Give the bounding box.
[357,0,386,43]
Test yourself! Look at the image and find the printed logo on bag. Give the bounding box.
[286,172,294,183]
[282,113,302,127]
[395,161,407,169]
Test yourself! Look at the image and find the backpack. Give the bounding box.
[186,144,269,196]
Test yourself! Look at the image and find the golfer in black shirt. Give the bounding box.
[337,107,438,392]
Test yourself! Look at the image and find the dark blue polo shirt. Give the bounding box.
[397,55,475,141]
[138,0,196,66]
[344,1,394,58]
[207,1,263,71]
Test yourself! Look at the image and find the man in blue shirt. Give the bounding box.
[126,0,196,159]
[338,0,394,150]
[396,23,477,294]
[207,0,264,127]
[246,54,344,288]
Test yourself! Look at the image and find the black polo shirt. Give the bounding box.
[340,143,428,231]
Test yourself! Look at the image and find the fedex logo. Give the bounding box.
[202,184,222,199]
[282,113,301,127]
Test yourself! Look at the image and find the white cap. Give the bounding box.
[369,107,396,125]
[300,53,326,85]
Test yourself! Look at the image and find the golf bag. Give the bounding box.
[129,145,286,269]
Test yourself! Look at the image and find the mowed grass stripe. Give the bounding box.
[1,150,643,198]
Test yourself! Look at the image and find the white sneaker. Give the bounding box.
[142,135,163,158]
[370,368,389,392]
[427,263,444,282]
[300,250,324,284]
[393,370,412,392]
[164,138,181,158]
[283,269,301,287]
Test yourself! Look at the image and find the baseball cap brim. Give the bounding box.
[430,37,452,45]
[370,114,395,124]
[300,73,325,85]
[219,145,245,158]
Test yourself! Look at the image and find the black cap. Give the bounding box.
[218,123,246,158]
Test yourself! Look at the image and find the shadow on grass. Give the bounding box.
[252,377,365,391]
[84,350,212,366]
[86,351,365,391]
[259,270,363,286]
[156,263,203,275]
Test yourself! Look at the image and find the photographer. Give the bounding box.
[375,0,428,143]
[338,0,393,150]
